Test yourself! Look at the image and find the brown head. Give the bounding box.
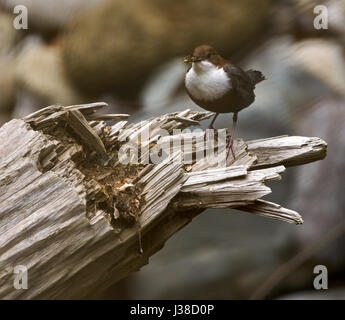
[184,45,227,67]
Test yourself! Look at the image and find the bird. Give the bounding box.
[184,44,265,158]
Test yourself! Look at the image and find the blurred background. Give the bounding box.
[0,0,344,299]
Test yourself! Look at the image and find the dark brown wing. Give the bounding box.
[246,69,265,85]
[223,64,256,109]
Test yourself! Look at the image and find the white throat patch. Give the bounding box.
[185,61,231,101]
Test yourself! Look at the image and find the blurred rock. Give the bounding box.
[0,11,16,124]
[0,10,17,53]
[271,0,341,41]
[141,58,185,113]
[15,36,83,107]
[327,0,345,35]
[12,90,45,119]
[0,55,15,123]
[1,0,104,34]
[292,98,345,268]
[282,36,345,270]
[129,211,296,299]
[61,0,272,101]
[238,36,338,130]
[291,39,345,98]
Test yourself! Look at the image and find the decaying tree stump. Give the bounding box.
[0,102,327,299]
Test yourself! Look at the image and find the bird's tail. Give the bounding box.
[246,70,266,86]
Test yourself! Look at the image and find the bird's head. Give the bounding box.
[184,45,225,68]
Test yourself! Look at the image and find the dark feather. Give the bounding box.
[223,64,256,108]
[246,69,266,86]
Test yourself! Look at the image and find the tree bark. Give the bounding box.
[0,102,327,299]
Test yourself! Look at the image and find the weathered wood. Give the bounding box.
[176,165,286,209]
[247,135,327,169]
[67,109,109,163]
[0,103,327,299]
[235,199,303,224]
[86,114,130,121]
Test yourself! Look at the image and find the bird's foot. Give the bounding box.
[226,136,236,160]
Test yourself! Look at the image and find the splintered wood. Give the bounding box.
[0,102,327,299]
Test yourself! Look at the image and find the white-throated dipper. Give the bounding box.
[184,45,265,158]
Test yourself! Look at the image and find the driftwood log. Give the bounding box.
[0,102,327,299]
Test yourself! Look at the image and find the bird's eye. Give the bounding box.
[206,52,213,58]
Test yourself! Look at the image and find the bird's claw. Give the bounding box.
[226,136,236,160]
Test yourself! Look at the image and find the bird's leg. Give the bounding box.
[209,112,219,129]
[204,112,219,139]
[226,112,238,159]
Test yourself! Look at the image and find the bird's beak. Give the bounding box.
[184,55,198,64]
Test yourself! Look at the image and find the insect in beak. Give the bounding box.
[183,55,199,64]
